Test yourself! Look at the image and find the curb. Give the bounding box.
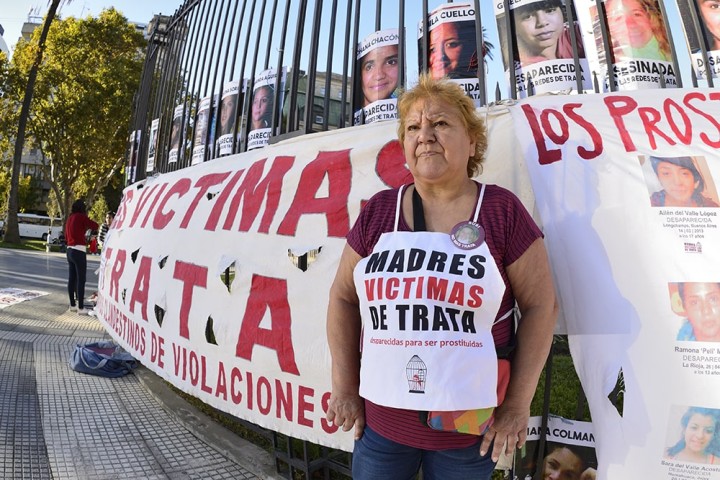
[134,365,283,480]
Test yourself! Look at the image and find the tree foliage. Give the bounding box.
[5,8,145,222]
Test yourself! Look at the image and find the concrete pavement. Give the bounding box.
[0,248,279,479]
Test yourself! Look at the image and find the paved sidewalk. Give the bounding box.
[0,275,279,479]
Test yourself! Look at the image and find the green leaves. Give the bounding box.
[4,7,146,219]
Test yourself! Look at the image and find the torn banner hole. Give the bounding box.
[607,368,625,417]
[288,247,322,272]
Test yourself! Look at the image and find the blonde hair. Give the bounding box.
[396,74,488,177]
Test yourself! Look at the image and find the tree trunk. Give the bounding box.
[2,0,62,243]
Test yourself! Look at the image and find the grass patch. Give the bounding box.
[0,239,48,251]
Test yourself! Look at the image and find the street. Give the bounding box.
[0,248,98,298]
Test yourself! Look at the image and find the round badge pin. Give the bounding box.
[450,221,485,250]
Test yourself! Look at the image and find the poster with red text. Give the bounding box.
[509,89,720,478]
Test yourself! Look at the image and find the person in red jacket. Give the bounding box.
[65,200,98,314]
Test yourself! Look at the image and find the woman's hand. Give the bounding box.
[479,402,529,461]
[326,391,366,440]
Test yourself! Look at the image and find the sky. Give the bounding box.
[0,0,182,53]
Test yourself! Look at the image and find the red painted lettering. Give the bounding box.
[277,150,352,238]
[172,261,208,339]
[235,275,300,375]
[129,256,152,321]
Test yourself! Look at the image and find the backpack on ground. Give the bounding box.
[69,341,138,378]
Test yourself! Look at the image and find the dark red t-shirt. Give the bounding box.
[346,183,542,450]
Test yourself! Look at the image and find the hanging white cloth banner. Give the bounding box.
[509,89,720,479]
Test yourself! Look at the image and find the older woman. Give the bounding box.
[326,75,557,479]
[666,407,720,464]
[649,156,719,207]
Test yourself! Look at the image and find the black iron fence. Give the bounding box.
[127,0,718,183]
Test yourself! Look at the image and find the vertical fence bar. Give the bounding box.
[322,0,339,131]
[398,0,406,90]
[472,0,487,105]
[349,0,362,124]
[594,0,617,92]
[273,0,292,136]
[657,0,682,88]
[503,0,517,99]
[287,0,309,132]
[564,0,585,94]
[303,0,324,133]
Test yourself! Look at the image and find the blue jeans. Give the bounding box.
[352,425,495,480]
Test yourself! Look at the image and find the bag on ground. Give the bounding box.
[69,341,138,378]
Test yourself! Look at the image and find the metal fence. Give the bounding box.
[128,0,718,183]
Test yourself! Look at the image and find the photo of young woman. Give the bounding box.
[641,155,720,208]
[604,0,671,62]
[511,0,586,67]
[354,29,401,125]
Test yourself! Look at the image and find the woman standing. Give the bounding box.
[65,200,98,315]
[326,75,557,479]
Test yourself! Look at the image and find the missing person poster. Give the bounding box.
[247,68,286,151]
[146,118,160,173]
[127,130,140,184]
[515,416,598,480]
[217,80,241,156]
[579,0,677,90]
[192,94,217,165]
[168,104,184,164]
[353,29,401,126]
[495,0,591,98]
[678,0,720,80]
[418,3,483,104]
[508,88,720,478]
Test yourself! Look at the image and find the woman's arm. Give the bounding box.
[480,238,558,460]
[325,243,366,439]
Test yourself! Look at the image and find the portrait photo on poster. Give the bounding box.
[353,29,401,125]
[219,82,240,138]
[496,0,587,68]
[421,3,479,80]
[668,282,720,342]
[679,0,720,53]
[598,0,672,63]
[515,440,598,480]
[664,405,720,465]
[639,155,720,208]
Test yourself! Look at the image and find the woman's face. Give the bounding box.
[683,283,720,341]
[361,45,399,106]
[429,22,463,79]
[402,98,475,185]
[656,161,700,206]
[699,0,720,50]
[606,0,654,49]
[684,413,716,454]
[542,447,583,480]
[515,6,564,58]
[252,87,272,127]
[220,96,236,131]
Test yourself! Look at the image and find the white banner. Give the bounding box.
[98,105,537,452]
[509,89,720,478]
